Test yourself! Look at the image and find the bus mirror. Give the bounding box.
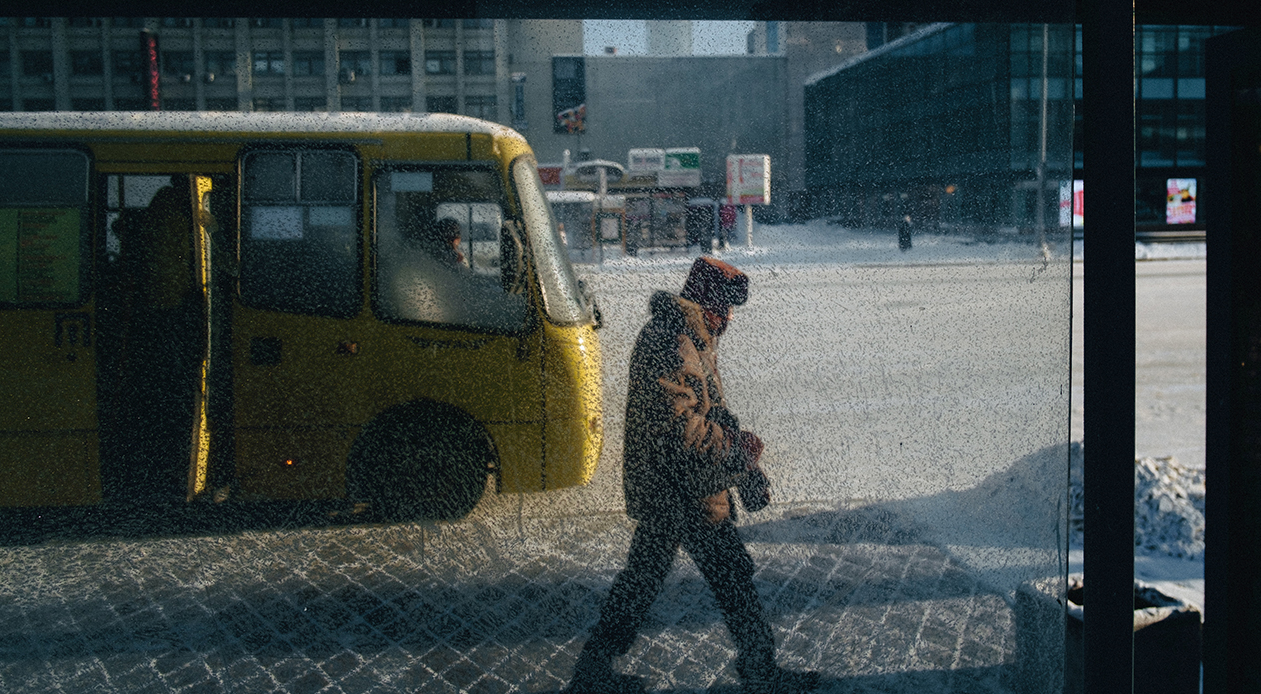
[577,279,602,330]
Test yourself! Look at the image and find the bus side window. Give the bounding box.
[0,150,89,306]
[239,150,360,317]
[374,168,527,333]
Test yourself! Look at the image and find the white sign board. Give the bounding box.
[627,148,665,173]
[659,147,701,188]
[726,154,771,206]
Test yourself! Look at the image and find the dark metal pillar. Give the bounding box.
[1081,1,1135,693]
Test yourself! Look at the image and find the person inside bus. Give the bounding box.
[430,217,470,269]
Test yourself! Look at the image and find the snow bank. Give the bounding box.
[1068,442,1206,561]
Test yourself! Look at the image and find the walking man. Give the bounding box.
[565,257,819,694]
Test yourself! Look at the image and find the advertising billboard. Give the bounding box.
[726,154,771,206]
[1166,178,1197,225]
[1073,179,1084,229]
[659,148,701,188]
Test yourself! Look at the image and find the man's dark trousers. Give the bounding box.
[583,513,776,675]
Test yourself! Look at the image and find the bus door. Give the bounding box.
[0,149,96,507]
[230,148,368,500]
[96,171,213,504]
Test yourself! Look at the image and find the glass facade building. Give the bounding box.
[803,23,1076,234]
[805,22,1237,236]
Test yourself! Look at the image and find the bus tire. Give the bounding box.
[346,401,491,522]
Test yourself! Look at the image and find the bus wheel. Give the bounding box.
[346,402,491,522]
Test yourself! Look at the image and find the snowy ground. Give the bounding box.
[578,219,1209,616]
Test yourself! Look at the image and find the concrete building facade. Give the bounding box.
[0,17,583,129]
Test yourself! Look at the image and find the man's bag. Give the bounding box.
[737,465,771,512]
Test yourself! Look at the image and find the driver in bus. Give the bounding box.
[431,217,470,269]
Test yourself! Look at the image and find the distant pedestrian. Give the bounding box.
[564,257,818,694]
[897,214,913,251]
[719,203,737,250]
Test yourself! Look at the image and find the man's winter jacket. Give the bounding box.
[623,291,756,526]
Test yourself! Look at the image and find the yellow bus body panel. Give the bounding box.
[543,322,604,490]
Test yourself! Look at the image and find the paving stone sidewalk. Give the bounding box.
[0,503,1031,694]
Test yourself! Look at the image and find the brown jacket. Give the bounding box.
[623,291,755,526]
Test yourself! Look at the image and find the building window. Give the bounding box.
[68,18,104,28]
[21,51,54,78]
[71,51,104,76]
[111,50,144,78]
[464,51,495,76]
[379,51,411,76]
[426,95,457,113]
[379,19,409,29]
[250,18,283,29]
[110,18,146,29]
[463,19,494,30]
[511,73,527,130]
[161,18,194,28]
[552,56,585,133]
[341,97,372,112]
[23,98,56,111]
[291,18,324,29]
[204,97,237,111]
[293,52,324,77]
[252,97,286,112]
[295,96,327,112]
[202,18,235,29]
[339,51,371,81]
[163,98,196,111]
[464,95,497,120]
[71,98,105,111]
[253,51,285,75]
[114,98,149,110]
[338,18,369,28]
[22,18,53,28]
[423,19,455,29]
[162,51,195,78]
[0,100,11,111]
[205,52,236,79]
[425,51,456,75]
[379,96,412,112]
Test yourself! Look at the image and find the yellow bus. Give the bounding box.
[0,111,603,521]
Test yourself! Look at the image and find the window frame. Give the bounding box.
[371,160,530,335]
[0,146,93,309]
[236,145,364,319]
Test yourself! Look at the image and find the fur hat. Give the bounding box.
[680,256,748,313]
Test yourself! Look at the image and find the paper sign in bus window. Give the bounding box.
[392,171,434,193]
[250,206,304,240]
[308,206,354,227]
[0,208,81,304]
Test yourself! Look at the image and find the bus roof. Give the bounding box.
[0,111,526,142]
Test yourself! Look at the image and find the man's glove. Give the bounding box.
[736,430,764,466]
[735,431,770,512]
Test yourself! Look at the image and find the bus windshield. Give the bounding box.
[513,156,590,325]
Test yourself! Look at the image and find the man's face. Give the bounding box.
[703,306,732,337]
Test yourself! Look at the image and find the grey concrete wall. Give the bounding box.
[532,54,790,200]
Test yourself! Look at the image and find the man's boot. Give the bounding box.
[737,659,821,694]
[563,650,645,694]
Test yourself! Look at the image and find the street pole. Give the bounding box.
[744,203,754,248]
